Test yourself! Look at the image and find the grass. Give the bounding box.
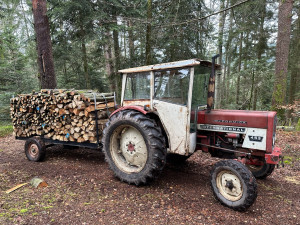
[0,121,13,137]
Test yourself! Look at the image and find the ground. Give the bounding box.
[0,131,299,225]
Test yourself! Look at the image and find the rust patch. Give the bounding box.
[123,100,150,107]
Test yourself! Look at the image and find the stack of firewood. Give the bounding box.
[10,89,115,143]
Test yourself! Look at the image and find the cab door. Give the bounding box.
[152,67,194,155]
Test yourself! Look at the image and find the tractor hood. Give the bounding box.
[197,109,277,129]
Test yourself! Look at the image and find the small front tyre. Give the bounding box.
[211,160,257,211]
[246,162,275,179]
[25,137,46,162]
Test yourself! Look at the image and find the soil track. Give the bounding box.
[0,131,299,224]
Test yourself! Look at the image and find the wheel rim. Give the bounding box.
[216,170,243,201]
[110,125,148,173]
[28,143,39,158]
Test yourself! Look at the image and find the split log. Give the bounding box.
[10,89,115,143]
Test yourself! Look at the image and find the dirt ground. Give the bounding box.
[0,131,299,225]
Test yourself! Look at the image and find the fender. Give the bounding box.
[110,105,148,118]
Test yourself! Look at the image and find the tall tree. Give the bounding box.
[145,0,152,65]
[32,0,56,88]
[287,6,300,121]
[215,0,228,109]
[271,0,294,114]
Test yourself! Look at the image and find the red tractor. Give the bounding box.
[102,56,282,211]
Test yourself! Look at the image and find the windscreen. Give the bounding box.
[192,66,211,108]
[154,68,190,105]
[124,72,151,100]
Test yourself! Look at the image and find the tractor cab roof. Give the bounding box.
[118,58,221,74]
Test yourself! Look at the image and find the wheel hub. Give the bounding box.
[110,125,148,173]
[126,142,135,152]
[216,171,243,201]
[29,144,39,157]
[225,180,234,190]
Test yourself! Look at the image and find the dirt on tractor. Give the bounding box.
[0,131,299,225]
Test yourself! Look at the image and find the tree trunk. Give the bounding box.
[257,0,267,60]
[287,7,299,122]
[80,24,90,89]
[104,31,115,92]
[236,32,243,105]
[253,0,267,110]
[32,0,56,89]
[215,0,227,109]
[253,88,258,110]
[225,8,234,102]
[271,0,293,112]
[249,69,255,110]
[128,20,135,67]
[112,7,121,99]
[145,0,152,65]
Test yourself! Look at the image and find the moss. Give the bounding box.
[20,209,28,213]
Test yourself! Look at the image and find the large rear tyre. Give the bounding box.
[102,110,167,185]
[211,160,257,211]
[246,162,275,179]
[25,137,46,162]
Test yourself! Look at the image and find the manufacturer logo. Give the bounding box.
[199,124,246,133]
[248,136,263,142]
[214,120,247,124]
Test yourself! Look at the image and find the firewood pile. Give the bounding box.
[10,89,115,143]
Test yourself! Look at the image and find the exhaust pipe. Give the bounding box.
[207,54,220,112]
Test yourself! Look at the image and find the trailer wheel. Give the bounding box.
[25,137,46,162]
[246,162,275,179]
[102,110,167,185]
[211,160,257,211]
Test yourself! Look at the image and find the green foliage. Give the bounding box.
[0,0,298,124]
[296,119,300,131]
[0,124,13,137]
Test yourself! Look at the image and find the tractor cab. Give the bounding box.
[118,59,220,156]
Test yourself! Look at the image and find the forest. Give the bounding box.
[0,0,299,127]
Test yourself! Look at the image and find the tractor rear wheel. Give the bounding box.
[102,110,167,185]
[246,162,275,179]
[210,160,257,211]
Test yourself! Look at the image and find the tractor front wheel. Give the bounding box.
[210,160,257,211]
[102,110,167,185]
[246,161,275,179]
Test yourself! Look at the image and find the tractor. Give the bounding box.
[102,56,282,211]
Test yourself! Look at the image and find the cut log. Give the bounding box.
[10,89,113,143]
